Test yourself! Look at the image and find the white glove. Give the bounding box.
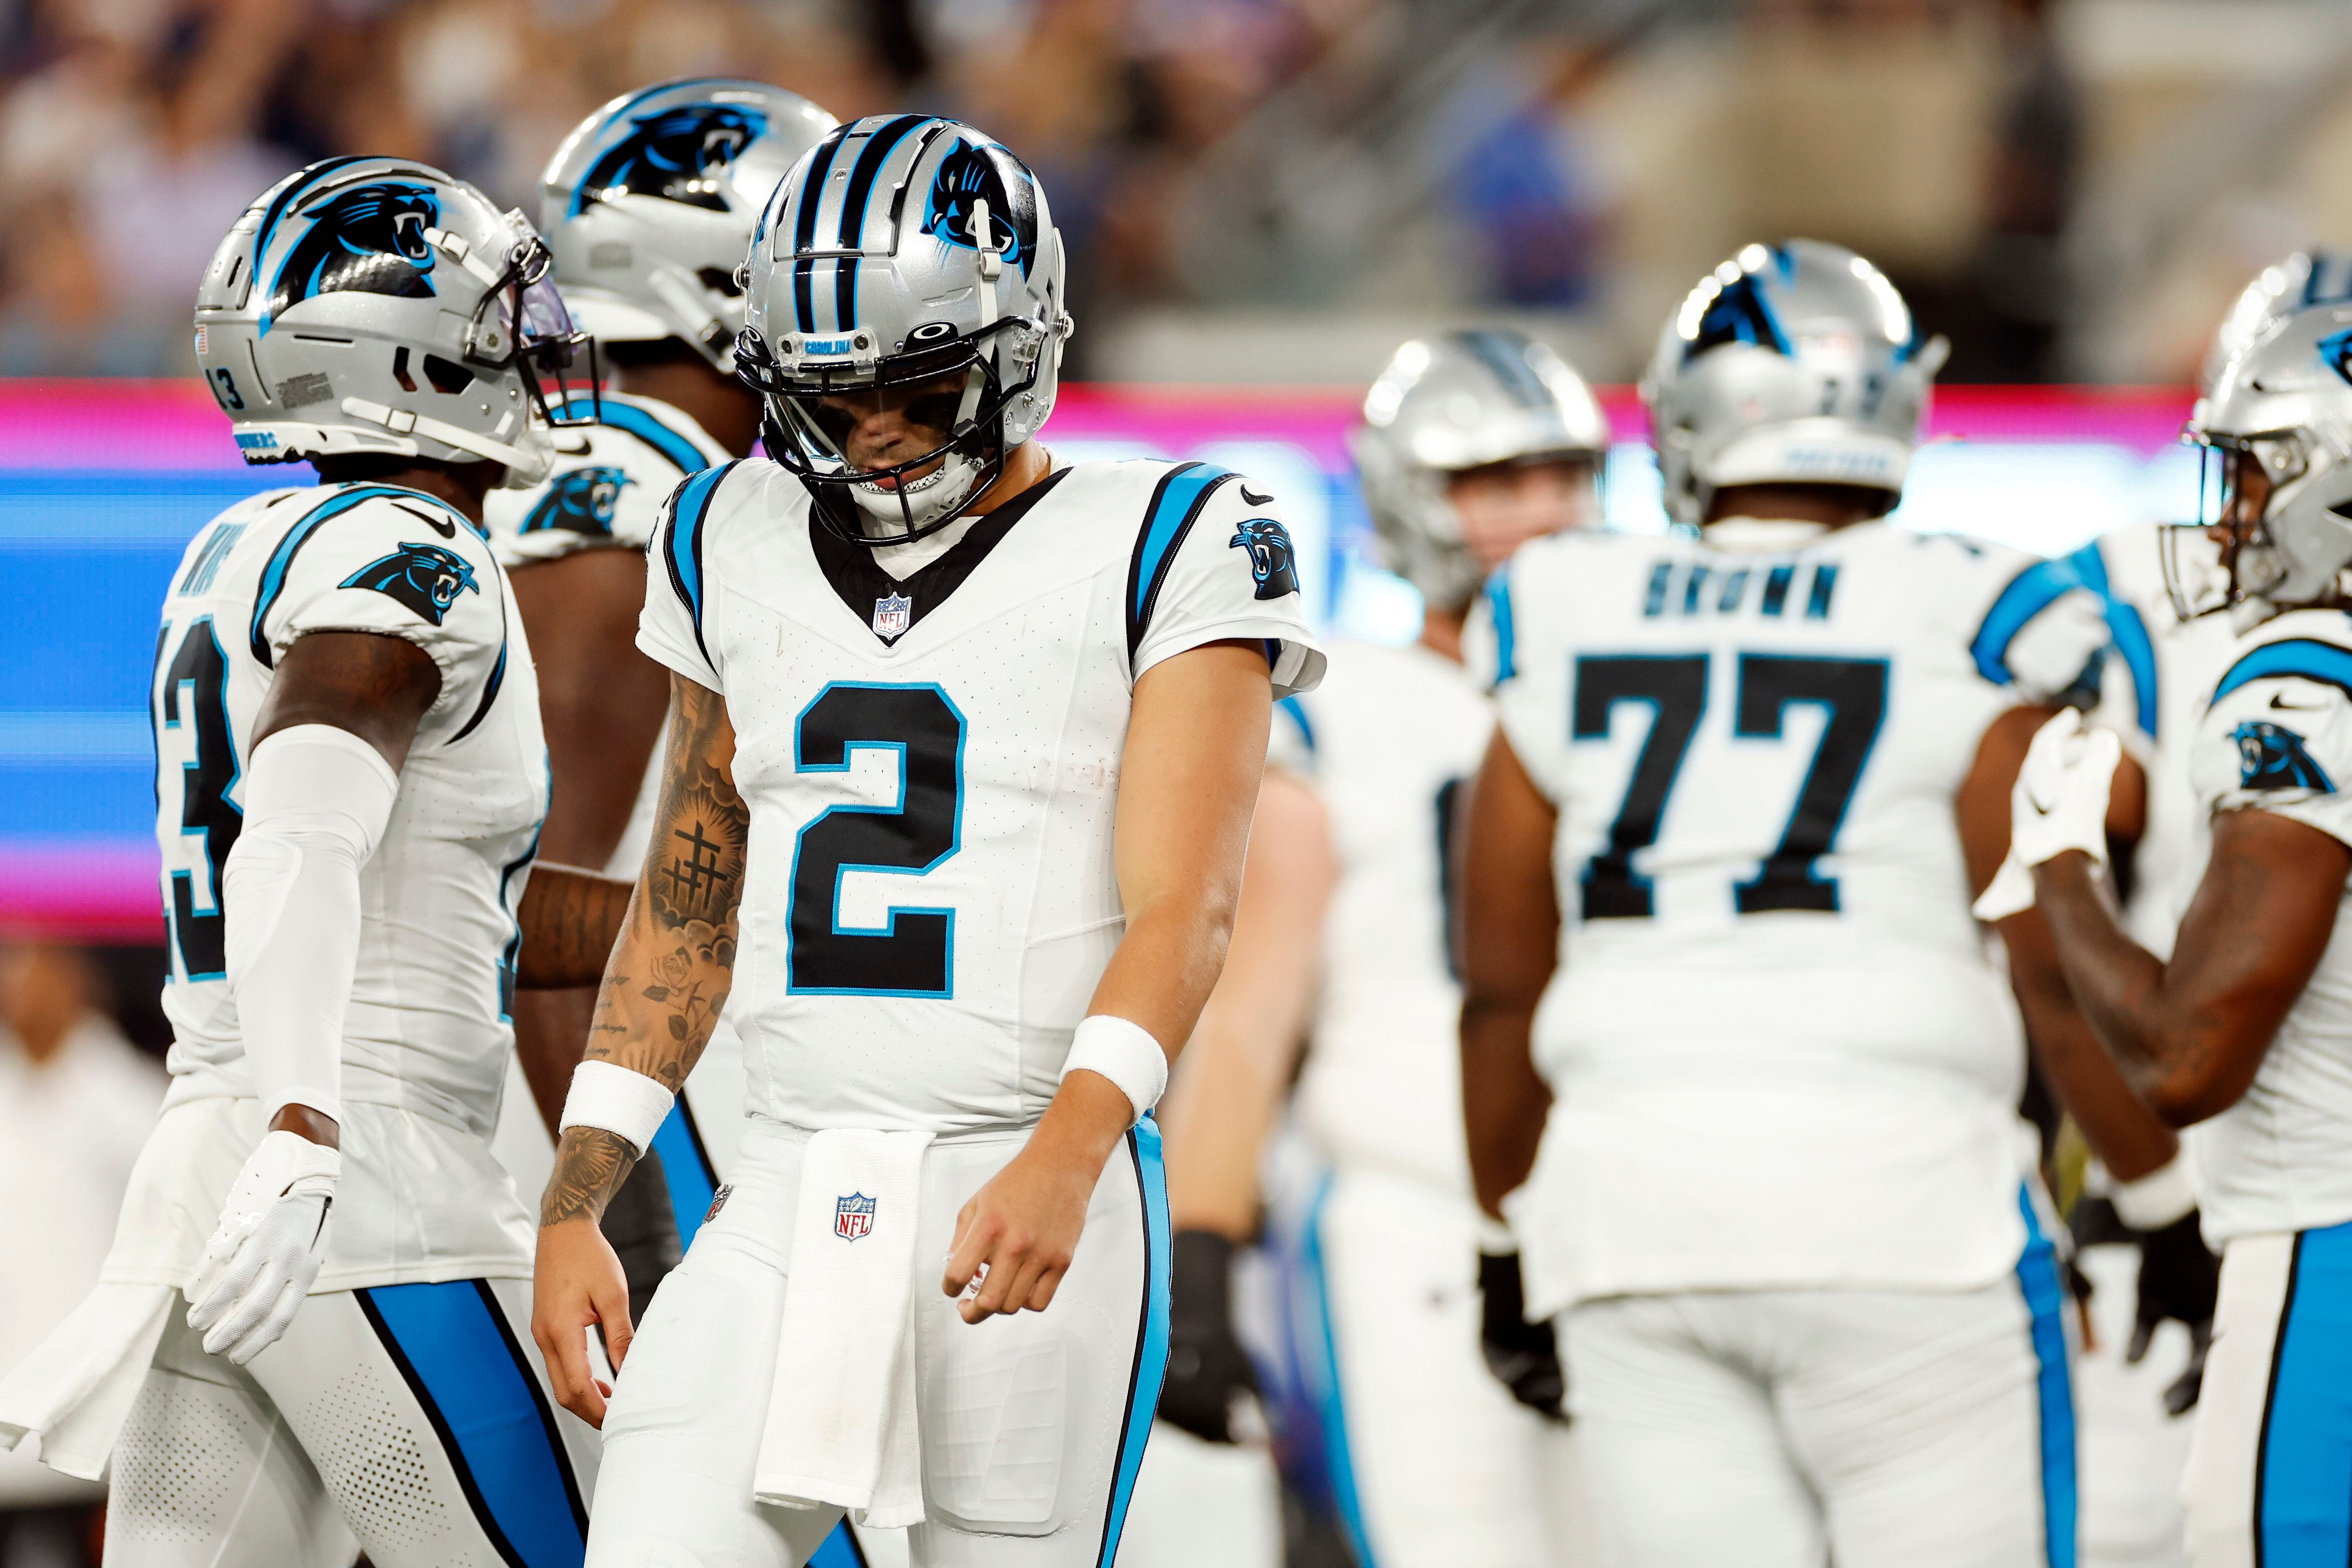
[186,1130,340,1365]
[1973,709,2123,922]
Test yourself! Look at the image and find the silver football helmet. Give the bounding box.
[194,157,592,482]
[1350,328,1608,610]
[2200,250,2352,396]
[736,115,1071,546]
[1643,240,1948,526]
[542,78,838,371]
[2175,299,2352,622]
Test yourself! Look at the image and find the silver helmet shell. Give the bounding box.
[736,115,1071,547]
[542,78,838,372]
[2201,250,2352,397]
[1349,328,1609,611]
[1642,240,1948,526]
[2186,299,2352,618]
[194,156,591,482]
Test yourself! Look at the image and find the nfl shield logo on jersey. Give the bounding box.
[835,1192,877,1241]
[872,593,912,638]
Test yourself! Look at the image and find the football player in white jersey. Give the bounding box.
[1999,295,2352,1568]
[483,78,840,1322]
[1152,327,1606,1565]
[528,118,1323,1567]
[1458,241,2118,1567]
[0,158,635,1567]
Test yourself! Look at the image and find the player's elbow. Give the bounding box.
[2138,1033,2261,1128]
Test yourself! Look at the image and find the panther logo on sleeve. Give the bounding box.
[265,183,437,333]
[2234,718,2335,792]
[520,466,632,538]
[340,542,481,625]
[577,104,766,214]
[1229,518,1301,601]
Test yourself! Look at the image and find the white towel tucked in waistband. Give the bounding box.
[753,1128,934,1528]
[0,1283,176,1480]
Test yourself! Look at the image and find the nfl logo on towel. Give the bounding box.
[835,1192,877,1241]
[872,593,911,638]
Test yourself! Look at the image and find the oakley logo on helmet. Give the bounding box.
[1230,518,1301,601]
[340,542,480,625]
[520,466,631,538]
[578,103,767,214]
[2234,718,2334,792]
[920,141,1036,275]
[265,183,437,334]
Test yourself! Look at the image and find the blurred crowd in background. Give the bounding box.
[3,0,2351,386]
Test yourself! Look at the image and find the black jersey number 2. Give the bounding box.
[1574,652,1886,919]
[153,617,243,980]
[787,682,966,997]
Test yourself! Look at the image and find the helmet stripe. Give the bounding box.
[831,114,931,333]
[1455,329,1552,411]
[791,126,852,334]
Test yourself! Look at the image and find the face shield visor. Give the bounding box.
[466,231,600,431]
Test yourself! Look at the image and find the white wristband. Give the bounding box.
[1061,1015,1169,1126]
[2111,1155,2200,1231]
[559,1060,675,1156]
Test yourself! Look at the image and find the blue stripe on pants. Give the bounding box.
[2258,1221,2352,1564]
[357,1280,587,1568]
[2016,1186,2078,1568]
[1094,1115,1173,1568]
[1302,1172,1377,1568]
[648,1101,719,1248]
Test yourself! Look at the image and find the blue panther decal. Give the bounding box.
[520,466,633,538]
[341,542,480,625]
[2234,718,2335,792]
[576,104,767,214]
[920,140,1037,276]
[2319,327,2352,387]
[265,183,437,334]
[1230,518,1301,601]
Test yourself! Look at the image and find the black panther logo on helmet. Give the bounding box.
[2235,718,2335,792]
[1229,518,1301,601]
[576,104,768,215]
[920,140,1037,277]
[265,183,438,333]
[340,542,480,625]
[520,466,632,538]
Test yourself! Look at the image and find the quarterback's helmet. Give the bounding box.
[1643,240,1948,526]
[1350,328,1608,610]
[2174,299,2352,620]
[194,157,592,481]
[542,78,838,371]
[736,115,1071,547]
[2200,250,2352,396]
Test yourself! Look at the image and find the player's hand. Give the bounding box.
[2131,1209,2220,1414]
[1479,1250,1567,1422]
[1975,709,2123,921]
[1158,1229,1258,1443]
[533,1217,632,1428]
[187,1129,339,1365]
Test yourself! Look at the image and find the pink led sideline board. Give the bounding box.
[0,380,2199,944]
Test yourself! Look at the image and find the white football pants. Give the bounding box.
[585,1115,1169,1567]
[1563,1200,2075,1568]
[103,1280,596,1568]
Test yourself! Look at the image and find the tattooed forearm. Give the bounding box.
[541,1127,639,1226]
[515,865,634,989]
[575,674,749,1097]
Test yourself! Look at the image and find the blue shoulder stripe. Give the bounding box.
[663,460,740,668]
[1971,554,2087,687]
[1484,566,1517,685]
[449,640,509,744]
[2065,542,2159,739]
[2212,637,2352,706]
[247,485,469,667]
[1125,462,1237,661]
[831,114,931,332]
[563,395,710,477]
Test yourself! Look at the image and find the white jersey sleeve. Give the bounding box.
[637,462,741,695]
[1129,467,1325,698]
[1958,541,2112,706]
[251,488,510,744]
[2194,637,2352,847]
[484,392,730,568]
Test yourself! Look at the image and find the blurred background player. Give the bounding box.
[2003,293,2352,1568]
[484,75,838,1320]
[0,156,627,1566]
[1458,240,2110,1567]
[1153,326,1606,1567]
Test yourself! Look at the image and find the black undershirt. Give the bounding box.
[808,467,1072,646]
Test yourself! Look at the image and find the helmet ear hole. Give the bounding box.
[392,346,417,394]
[422,355,475,395]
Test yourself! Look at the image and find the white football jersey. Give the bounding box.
[1475,520,2107,1311]
[153,482,547,1134]
[637,456,1325,1132]
[1277,641,1493,1195]
[2184,611,2352,1243]
[483,390,732,569]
